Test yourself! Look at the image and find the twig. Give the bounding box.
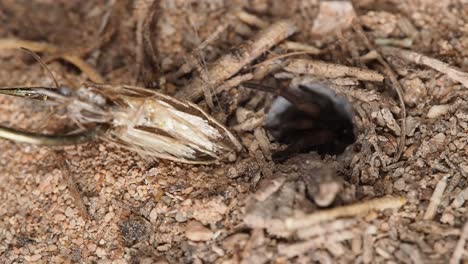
[375,38,413,48]
[298,219,358,239]
[280,41,322,55]
[175,19,297,102]
[216,73,253,94]
[284,59,384,82]
[165,22,230,82]
[235,10,269,29]
[134,0,161,86]
[380,46,468,89]
[0,39,105,83]
[423,174,449,220]
[352,21,407,162]
[363,226,377,263]
[285,196,406,230]
[450,221,468,264]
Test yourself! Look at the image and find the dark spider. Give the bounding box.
[243,80,357,161]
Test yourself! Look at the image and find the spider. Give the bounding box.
[243,79,357,161]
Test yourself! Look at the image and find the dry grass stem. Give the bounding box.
[0,38,104,83]
[284,59,384,82]
[297,219,358,239]
[423,174,449,220]
[450,221,468,264]
[280,41,322,54]
[235,10,269,29]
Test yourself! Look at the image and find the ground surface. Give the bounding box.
[0,0,467,263]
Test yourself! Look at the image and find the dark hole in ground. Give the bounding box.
[244,81,357,161]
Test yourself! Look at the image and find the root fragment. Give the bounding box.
[284,59,384,82]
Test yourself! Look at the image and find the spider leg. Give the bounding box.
[242,81,321,116]
[0,86,61,101]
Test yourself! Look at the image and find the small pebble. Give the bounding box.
[96,247,106,258]
[24,254,42,262]
[157,244,171,252]
[185,221,213,241]
[149,208,158,222]
[427,105,450,119]
[88,243,97,252]
[393,178,406,191]
[103,212,115,223]
[65,207,76,218]
[55,214,66,222]
[175,212,188,222]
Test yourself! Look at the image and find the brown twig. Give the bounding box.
[285,196,406,230]
[380,46,468,89]
[284,59,385,82]
[175,19,297,102]
[280,41,321,55]
[235,10,269,29]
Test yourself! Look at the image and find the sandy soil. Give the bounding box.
[0,0,467,263]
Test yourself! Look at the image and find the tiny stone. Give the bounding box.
[393,178,406,191]
[175,212,187,222]
[149,208,158,222]
[185,221,213,241]
[96,247,106,258]
[104,212,115,223]
[55,214,66,221]
[407,190,420,204]
[393,167,405,178]
[24,254,42,262]
[48,244,58,251]
[75,237,84,246]
[157,244,171,252]
[427,105,450,119]
[88,243,97,252]
[440,212,455,225]
[432,133,446,144]
[65,207,75,218]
